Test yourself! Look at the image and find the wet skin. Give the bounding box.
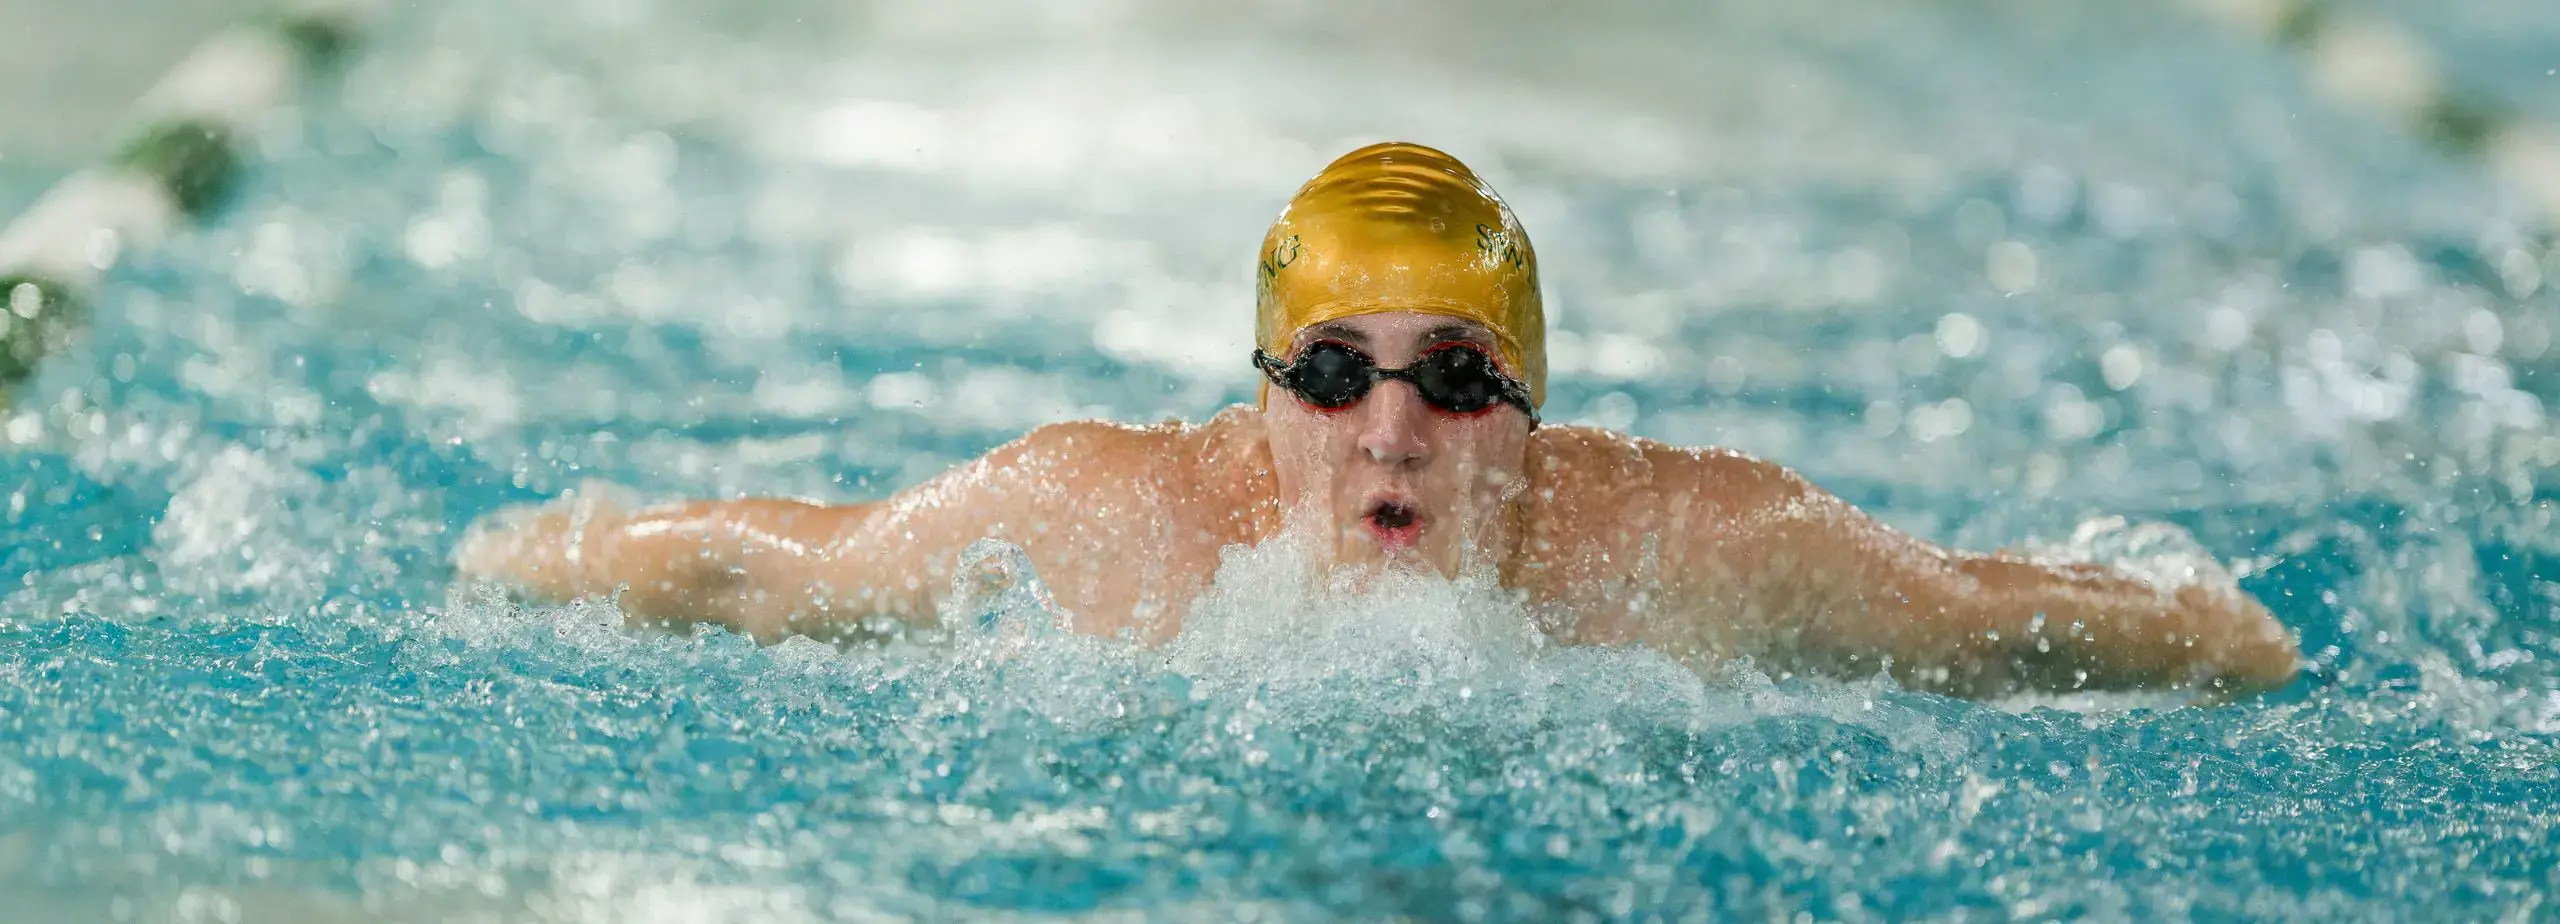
[457,312,2302,699]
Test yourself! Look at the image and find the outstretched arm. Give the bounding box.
[455,493,891,641]
[1660,451,2300,699]
[454,420,1213,643]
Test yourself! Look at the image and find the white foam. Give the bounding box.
[916,529,1969,761]
[2021,515,2247,593]
[151,446,332,601]
[1163,530,1559,726]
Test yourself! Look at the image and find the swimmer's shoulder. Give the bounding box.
[1004,406,1265,471]
[990,418,1189,487]
[999,406,1277,519]
[1525,425,1806,519]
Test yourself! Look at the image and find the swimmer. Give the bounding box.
[455,141,2301,699]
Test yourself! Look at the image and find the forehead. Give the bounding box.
[1294,312,1500,348]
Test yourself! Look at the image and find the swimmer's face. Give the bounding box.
[1261,311,1535,577]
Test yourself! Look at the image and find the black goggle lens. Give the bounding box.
[1291,342,1373,408]
[1409,345,1501,413]
[1277,341,1514,415]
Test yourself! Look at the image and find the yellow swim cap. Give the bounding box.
[1256,141,1545,407]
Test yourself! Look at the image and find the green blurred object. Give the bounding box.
[112,119,239,218]
[2418,96,2506,156]
[0,275,80,401]
[0,3,365,410]
[264,5,359,65]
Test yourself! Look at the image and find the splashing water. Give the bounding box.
[3,0,2559,920]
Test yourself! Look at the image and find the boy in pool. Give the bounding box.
[456,141,2300,699]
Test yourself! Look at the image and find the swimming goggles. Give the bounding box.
[1253,341,1538,424]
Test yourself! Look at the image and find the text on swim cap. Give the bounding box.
[1261,234,1304,281]
[1475,224,1527,271]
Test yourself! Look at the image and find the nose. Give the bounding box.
[1355,379,1432,467]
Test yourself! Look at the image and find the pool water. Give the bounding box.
[5,0,2559,919]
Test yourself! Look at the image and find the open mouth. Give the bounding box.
[1362,498,1424,548]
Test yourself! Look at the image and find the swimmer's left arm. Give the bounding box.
[1658,451,2301,699]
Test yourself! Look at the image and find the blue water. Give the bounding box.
[5,0,2559,919]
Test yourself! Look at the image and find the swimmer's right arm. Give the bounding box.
[455,420,1193,642]
[454,493,900,641]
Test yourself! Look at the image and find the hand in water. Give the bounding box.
[2176,582,2302,696]
[454,484,630,598]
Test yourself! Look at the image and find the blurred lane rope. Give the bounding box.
[2,1,2550,413]
[0,1,367,407]
[2187,0,2560,223]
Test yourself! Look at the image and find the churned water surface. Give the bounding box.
[3,0,2558,920]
